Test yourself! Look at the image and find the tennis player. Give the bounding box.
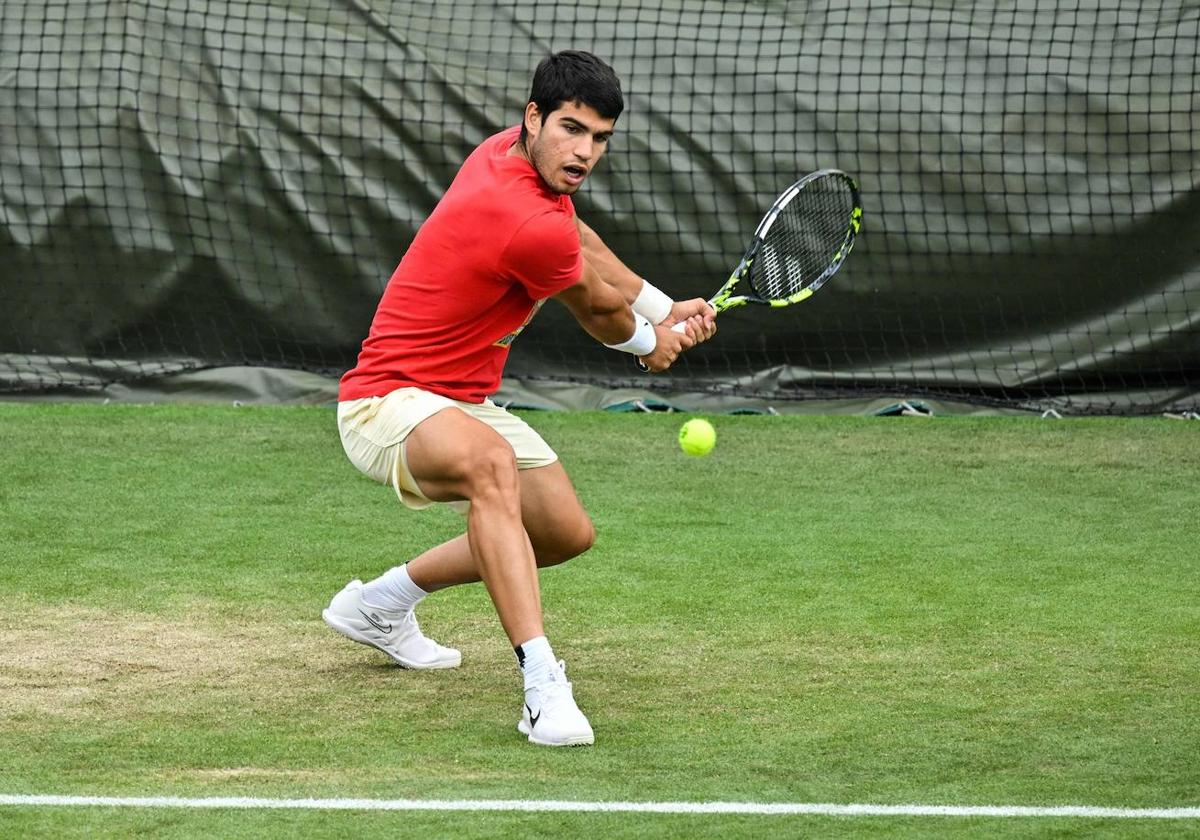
[323,50,716,747]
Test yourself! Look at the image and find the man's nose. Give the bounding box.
[573,137,595,160]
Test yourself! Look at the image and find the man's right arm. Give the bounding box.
[507,210,702,371]
[575,217,716,342]
[554,263,699,372]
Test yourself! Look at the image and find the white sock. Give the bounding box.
[360,564,428,613]
[514,635,557,689]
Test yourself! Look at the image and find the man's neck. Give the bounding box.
[508,135,530,162]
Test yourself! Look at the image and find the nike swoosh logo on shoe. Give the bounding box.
[358,609,392,634]
[526,703,541,728]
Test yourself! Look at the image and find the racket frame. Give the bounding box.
[709,168,862,313]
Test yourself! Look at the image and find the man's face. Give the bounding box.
[519,100,616,195]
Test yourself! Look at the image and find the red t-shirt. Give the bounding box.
[340,126,582,403]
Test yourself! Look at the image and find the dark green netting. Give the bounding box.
[2,1,1197,414]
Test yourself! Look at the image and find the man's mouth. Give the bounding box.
[563,164,588,184]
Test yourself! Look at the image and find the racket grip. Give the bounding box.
[641,317,709,371]
[670,308,720,333]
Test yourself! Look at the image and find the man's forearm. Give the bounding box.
[581,298,638,346]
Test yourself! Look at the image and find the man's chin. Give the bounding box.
[550,180,582,196]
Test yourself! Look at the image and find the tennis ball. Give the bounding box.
[678,418,716,457]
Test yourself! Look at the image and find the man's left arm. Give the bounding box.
[575,217,717,341]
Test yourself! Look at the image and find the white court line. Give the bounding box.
[1,795,1198,819]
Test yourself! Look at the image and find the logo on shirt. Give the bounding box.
[494,300,546,348]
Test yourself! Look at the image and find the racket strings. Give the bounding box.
[751,176,857,301]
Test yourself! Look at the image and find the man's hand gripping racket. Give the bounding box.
[642,169,863,369]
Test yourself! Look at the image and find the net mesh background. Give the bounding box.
[2,0,1197,414]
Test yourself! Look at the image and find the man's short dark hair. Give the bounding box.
[520,50,624,141]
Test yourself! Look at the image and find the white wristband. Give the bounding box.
[604,312,657,356]
[632,280,674,325]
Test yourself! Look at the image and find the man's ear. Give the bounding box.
[523,102,542,137]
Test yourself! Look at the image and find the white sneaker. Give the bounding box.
[321,579,461,669]
[518,660,594,746]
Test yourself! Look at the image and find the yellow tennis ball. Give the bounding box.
[678,418,716,456]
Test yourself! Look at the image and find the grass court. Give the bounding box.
[0,404,1197,838]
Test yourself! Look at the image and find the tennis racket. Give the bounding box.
[671,168,862,331]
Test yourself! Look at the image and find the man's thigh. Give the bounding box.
[404,406,511,503]
[404,399,560,504]
[338,388,462,510]
[340,389,561,512]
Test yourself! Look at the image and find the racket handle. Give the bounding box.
[638,322,688,370]
[670,304,721,333]
[641,314,714,370]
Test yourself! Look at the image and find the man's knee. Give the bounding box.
[570,516,597,559]
[461,443,520,502]
[537,515,596,567]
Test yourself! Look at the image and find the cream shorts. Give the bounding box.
[337,387,558,512]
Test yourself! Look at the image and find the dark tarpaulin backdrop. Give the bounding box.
[1,0,1198,414]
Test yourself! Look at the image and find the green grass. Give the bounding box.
[0,404,1197,838]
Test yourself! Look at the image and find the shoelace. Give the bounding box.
[396,610,456,655]
[538,660,575,704]
[373,608,419,639]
